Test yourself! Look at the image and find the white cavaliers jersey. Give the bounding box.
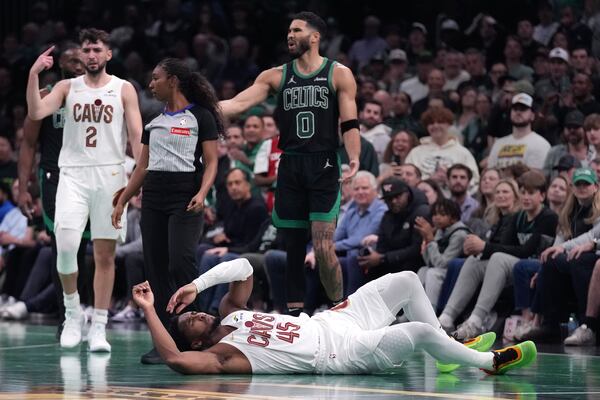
[219,310,322,374]
[60,75,127,167]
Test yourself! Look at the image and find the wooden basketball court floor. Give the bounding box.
[1,321,599,399]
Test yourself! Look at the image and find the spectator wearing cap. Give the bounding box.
[534,47,571,104]
[366,52,387,82]
[464,48,493,91]
[543,110,588,180]
[406,23,428,67]
[405,107,480,195]
[525,167,600,343]
[487,93,551,170]
[517,19,544,66]
[382,49,410,93]
[357,177,430,280]
[439,18,463,51]
[504,35,534,82]
[348,15,389,71]
[534,2,559,46]
[400,51,434,104]
[555,155,582,182]
[442,50,471,91]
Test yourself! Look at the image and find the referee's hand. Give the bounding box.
[187,193,205,213]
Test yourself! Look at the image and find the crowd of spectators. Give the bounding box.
[0,0,600,348]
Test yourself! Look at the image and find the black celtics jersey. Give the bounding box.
[39,85,65,172]
[274,58,340,153]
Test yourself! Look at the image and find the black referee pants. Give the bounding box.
[141,172,204,327]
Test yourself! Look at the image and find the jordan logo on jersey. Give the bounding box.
[288,76,296,84]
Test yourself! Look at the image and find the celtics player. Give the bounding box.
[220,12,360,313]
[18,45,91,335]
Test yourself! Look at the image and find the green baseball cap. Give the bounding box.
[572,167,598,185]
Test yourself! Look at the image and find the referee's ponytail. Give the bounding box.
[157,58,225,138]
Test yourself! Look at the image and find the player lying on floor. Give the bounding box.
[131,258,537,375]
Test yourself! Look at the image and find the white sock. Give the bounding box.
[92,309,108,326]
[439,313,454,328]
[64,292,80,312]
[467,314,483,327]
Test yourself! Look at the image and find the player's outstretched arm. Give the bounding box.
[219,68,281,117]
[335,65,360,181]
[122,81,143,162]
[27,46,69,120]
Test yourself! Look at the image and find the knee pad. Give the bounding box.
[55,228,82,275]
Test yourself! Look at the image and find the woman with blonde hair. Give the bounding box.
[436,179,521,316]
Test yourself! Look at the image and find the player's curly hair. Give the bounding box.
[156,58,225,138]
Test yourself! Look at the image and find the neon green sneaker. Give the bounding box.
[436,331,497,373]
[483,340,537,375]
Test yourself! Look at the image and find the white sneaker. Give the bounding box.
[453,320,484,341]
[513,320,534,341]
[0,296,16,313]
[60,309,86,348]
[88,323,111,352]
[111,305,141,323]
[2,301,28,320]
[564,324,597,346]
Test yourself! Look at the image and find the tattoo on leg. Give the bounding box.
[313,222,343,301]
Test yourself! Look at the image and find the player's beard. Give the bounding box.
[289,36,311,58]
[85,61,107,76]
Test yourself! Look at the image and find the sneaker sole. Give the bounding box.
[487,340,537,375]
[89,344,111,353]
[437,332,497,373]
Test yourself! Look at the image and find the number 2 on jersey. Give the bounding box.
[86,126,97,147]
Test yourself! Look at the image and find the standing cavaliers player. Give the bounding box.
[26,29,142,352]
[18,45,92,337]
[220,12,360,313]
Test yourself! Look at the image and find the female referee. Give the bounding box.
[112,58,222,364]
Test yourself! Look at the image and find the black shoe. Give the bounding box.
[140,348,164,364]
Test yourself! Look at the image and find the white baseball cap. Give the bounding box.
[512,93,533,108]
[549,47,569,63]
[389,49,407,62]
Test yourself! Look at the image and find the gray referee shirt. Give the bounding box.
[142,104,218,172]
